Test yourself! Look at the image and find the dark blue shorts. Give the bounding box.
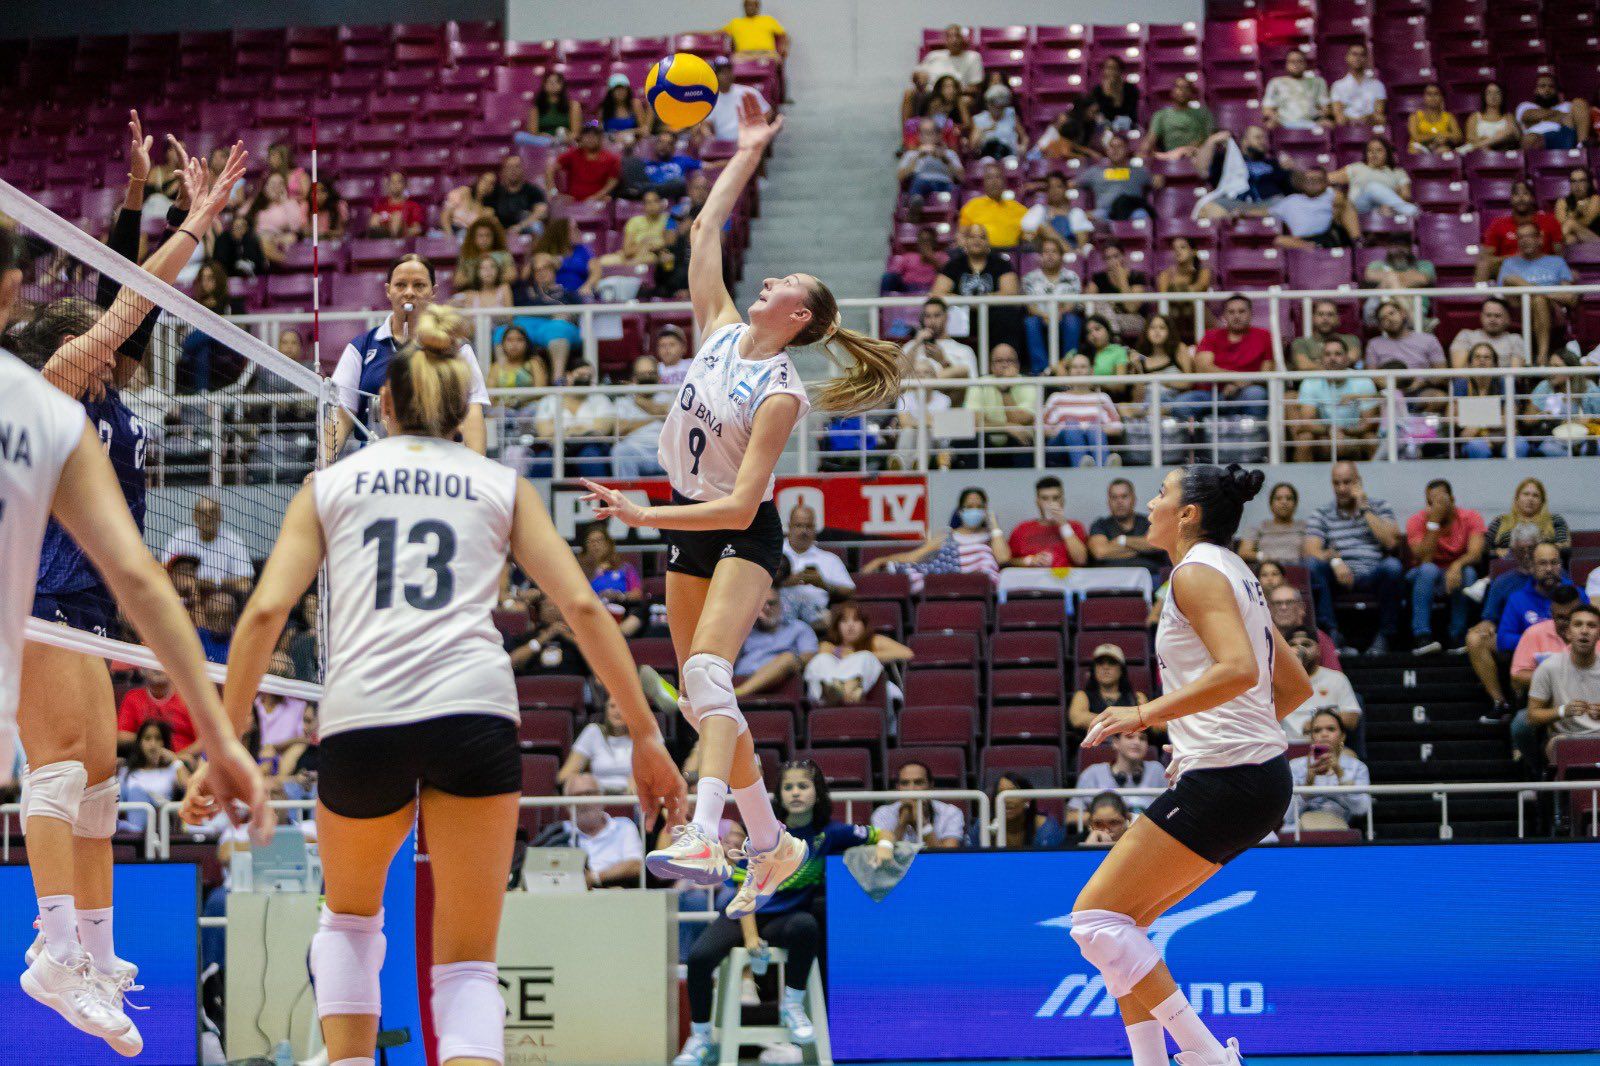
[31,582,114,639]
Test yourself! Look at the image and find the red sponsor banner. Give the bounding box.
[547,475,929,542]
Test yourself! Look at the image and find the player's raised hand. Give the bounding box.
[126,110,153,186]
[735,90,783,154]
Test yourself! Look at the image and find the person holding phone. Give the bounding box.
[1284,709,1371,831]
[779,503,855,630]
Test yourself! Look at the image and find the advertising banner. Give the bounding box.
[0,863,198,1066]
[826,843,1600,1060]
[546,475,929,542]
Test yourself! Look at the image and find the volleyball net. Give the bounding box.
[1,176,326,696]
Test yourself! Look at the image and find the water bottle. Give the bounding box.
[272,1038,293,1066]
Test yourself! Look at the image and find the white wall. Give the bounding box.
[507,0,1202,85]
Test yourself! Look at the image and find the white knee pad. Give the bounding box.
[74,777,119,839]
[431,961,505,1065]
[681,653,746,735]
[1069,909,1160,999]
[20,761,87,826]
[310,906,386,1018]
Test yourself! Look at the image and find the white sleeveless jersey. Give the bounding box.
[659,323,810,502]
[313,435,520,738]
[0,350,87,729]
[1155,541,1288,778]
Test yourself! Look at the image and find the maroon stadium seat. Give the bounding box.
[515,676,585,713]
[518,708,574,754]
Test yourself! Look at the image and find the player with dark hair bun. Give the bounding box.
[1065,465,1312,1066]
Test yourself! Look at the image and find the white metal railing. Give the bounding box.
[2,801,159,860]
[993,780,1600,845]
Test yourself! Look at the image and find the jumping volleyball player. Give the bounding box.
[11,123,250,1052]
[0,227,266,1047]
[581,91,905,913]
[1070,465,1313,1066]
[181,304,686,1066]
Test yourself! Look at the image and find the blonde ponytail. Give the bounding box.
[791,277,908,417]
[388,303,472,438]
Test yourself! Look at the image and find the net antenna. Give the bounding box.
[1,176,330,699]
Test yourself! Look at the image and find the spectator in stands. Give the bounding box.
[254,652,307,755]
[1089,55,1140,133]
[1512,587,1582,694]
[212,212,267,279]
[1525,358,1600,451]
[488,154,548,236]
[903,296,978,385]
[1071,728,1164,829]
[706,56,774,141]
[1407,83,1462,153]
[1129,312,1192,376]
[1405,478,1487,654]
[308,178,347,241]
[548,123,621,203]
[598,74,648,142]
[489,325,549,400]
[1067,641,1149,733]
[958,163,1028,249]
[1007,476,1090,568]
[1466,523,1543,717]
[781,503,856,627]
[723,0,788,61]
[883,226,946,296]
[548,773,645,887]
[1270,586,1342,671]
[1360,235,1436,326]
[1077,134,1159,222]
[1334,136,1419,220]
[1066,313,1130,378]
[1088,478,1167,575]
[1498,220,1577,361]
[441,170,497,237]
[451,256,513,311]
[971,84,1028,159]
[971,773,1067,846]
[732,588,817,699]
[1280,627,1362,741]
[1558,167,1600,244]
[803,602,912,704]
[1289,299,1362,372]
[117,718,190,835]
[1035,95,1104,163]
[1499,542,1586,659]
[907,74,971,142]
[610,355,670,478]
[509,252,583,381]
[521,70,583,145]
[530,358,612,478]
[1522,603,1600,767]
[1291,336,1381,462]
[1305,461,1404,654]
[1487,477,1571,556]
[196,589,238,664]
[506,589,589,676]
[1086,244,1150,339]
[1285,710,1371,831]
[1330,42,1386,125]
[1453,342,1512,458]
[1262,48,1331,130]
[366,169,424,238]
[1258,559,1287,594]
[1518,73,1592,151]
[453,214,516,291]
[622,131,702,202]
[933,223,1020,304]
[116,668,197,756]
[911,24,984,103]
[531,216,595,295]
[1195,124,1297,221]
[1367,300,1446,380]
[1183,293,1272,420]
[177,259,246,393]
[599,188,671,273]
[1024,240,1088,369]
[579,524,646,637]
[899,117,963,200]
[1079,791,1131,847]
[162,494,253,594]
[1272,166,1360,249]
[1143,78,1215,159]
[1240,483,1307,566]
[1477,180,1563,283]
[963,344,1037,465]
[1156,235,1213,300]
[863,487,1009,584]
[1449,297,1527,368]
[1043,353,1124,467]
[1466,82,1523,151]
[653,324,692,385]
[558,697,636,794]
[872,760,964,847]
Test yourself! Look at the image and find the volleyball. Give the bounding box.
[645,52,719,130]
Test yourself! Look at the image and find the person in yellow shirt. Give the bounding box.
[1406,82,1462,153]
[957,164,1028,248]
[723,0,788,61]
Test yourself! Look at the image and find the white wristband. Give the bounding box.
[1330,556,1344,567]
[1559,703,1569,719]
[1118,534,1128,547]
[1425,521,1441,531]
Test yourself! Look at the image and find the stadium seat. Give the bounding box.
[516,676,586,713]
[980,745,1063,789]
[898,705,978,753]
[990,630,1064,671]
[886,746,969,789]
[914,600,989,636]
[907,631,982,670]
[793,747,873,789]
[745,709,797,760]
[990,668,1064,709]
[1075,630,1150,666]
[904,669,981,714]
[807,706,889,769]
[1077,596,1149,630]
[987,705,1065,745]
[518,708,575,754]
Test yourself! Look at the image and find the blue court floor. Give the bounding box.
[875,1057,1600,1065]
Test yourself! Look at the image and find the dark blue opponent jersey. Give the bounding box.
[36,389,146,595]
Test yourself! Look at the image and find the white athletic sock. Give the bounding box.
[782,985,806,1007]
[690,1020,713,1038]
[76,907,116,972]
[1154,989,1226,1061]
[37,895,78,960]
[732,781,782,852]
[1126,1019,1168,1066]
[693,778,729,835]
[329,1058,376,1066]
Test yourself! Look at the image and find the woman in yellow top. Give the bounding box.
[1407,83,1462,153]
